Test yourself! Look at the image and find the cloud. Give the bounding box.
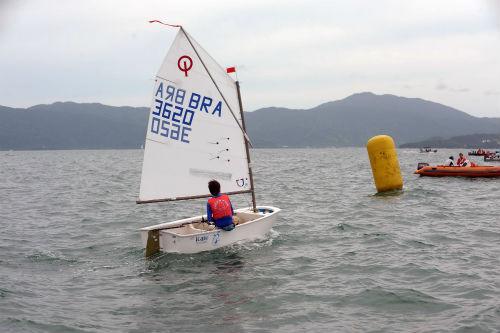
[436,82,448,91]
[452,88,470,93]
[486,0,500,29]
[0,0,499,117]
[484,90,500,96]
[435,81,469,93]
[0,0,19,35]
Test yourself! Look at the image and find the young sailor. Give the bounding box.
[444,156,455,166]
[456,153,466,166]
[461,158,474,167]
[207,180,235,231]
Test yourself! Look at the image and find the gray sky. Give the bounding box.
[1,0,499,117]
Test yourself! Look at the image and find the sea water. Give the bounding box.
[1,148,499,332]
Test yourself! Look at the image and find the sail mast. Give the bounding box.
[236,81,257,212]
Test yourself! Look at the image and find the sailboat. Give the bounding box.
[137,25,280,256]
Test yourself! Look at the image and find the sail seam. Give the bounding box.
[155,75,176,84]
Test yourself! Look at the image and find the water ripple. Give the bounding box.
[1,148,500,332]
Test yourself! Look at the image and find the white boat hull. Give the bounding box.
[140,206,280,254]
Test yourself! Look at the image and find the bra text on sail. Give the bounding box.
[150,81,223,144]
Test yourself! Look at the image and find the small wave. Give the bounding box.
[372,189,404,198]
[0,287,11,298]
[455,288,494,300]
[4,317,91,333]
[347,286,457,313]
[87,265,119,272]
[336,222,364,232]
[25,250,80,264]
[362,231,391,240]
[404,187,441,198]
[231,228,282,250]
[405,239,436,248]
[471,229,500,239]
[455,305,500,332]
[400,263,446,280]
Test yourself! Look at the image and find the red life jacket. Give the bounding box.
[457,156,466,166]
[208,194,232,220]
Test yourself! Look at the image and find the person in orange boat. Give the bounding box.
[460,157,476,167]
[456,153,466,166]
[444,156,455,166]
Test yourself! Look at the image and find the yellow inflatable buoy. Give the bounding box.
[366,135,403,193]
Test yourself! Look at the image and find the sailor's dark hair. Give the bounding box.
[208,180,221,196]
[449,156,454,160]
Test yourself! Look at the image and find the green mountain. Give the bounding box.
[0,102,149,150]
[244,92,500,147]
[399,133,500,149]
[1,93,499,150]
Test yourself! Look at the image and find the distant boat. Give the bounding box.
[420,147,437,153]
[484,152,500,162]
[468,148,492,156]
[137,25,280,256]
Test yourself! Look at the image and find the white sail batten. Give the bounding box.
[138,29,251,202]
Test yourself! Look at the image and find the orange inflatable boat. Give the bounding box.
[415,163,500,177]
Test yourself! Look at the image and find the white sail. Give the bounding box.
[138,29,251,202]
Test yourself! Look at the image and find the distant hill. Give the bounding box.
[400,133,500,149]
[0,102,149,150]
[244,92,500,147]
[1,93,500,150]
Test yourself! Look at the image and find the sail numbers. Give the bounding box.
[150,81,224,144]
